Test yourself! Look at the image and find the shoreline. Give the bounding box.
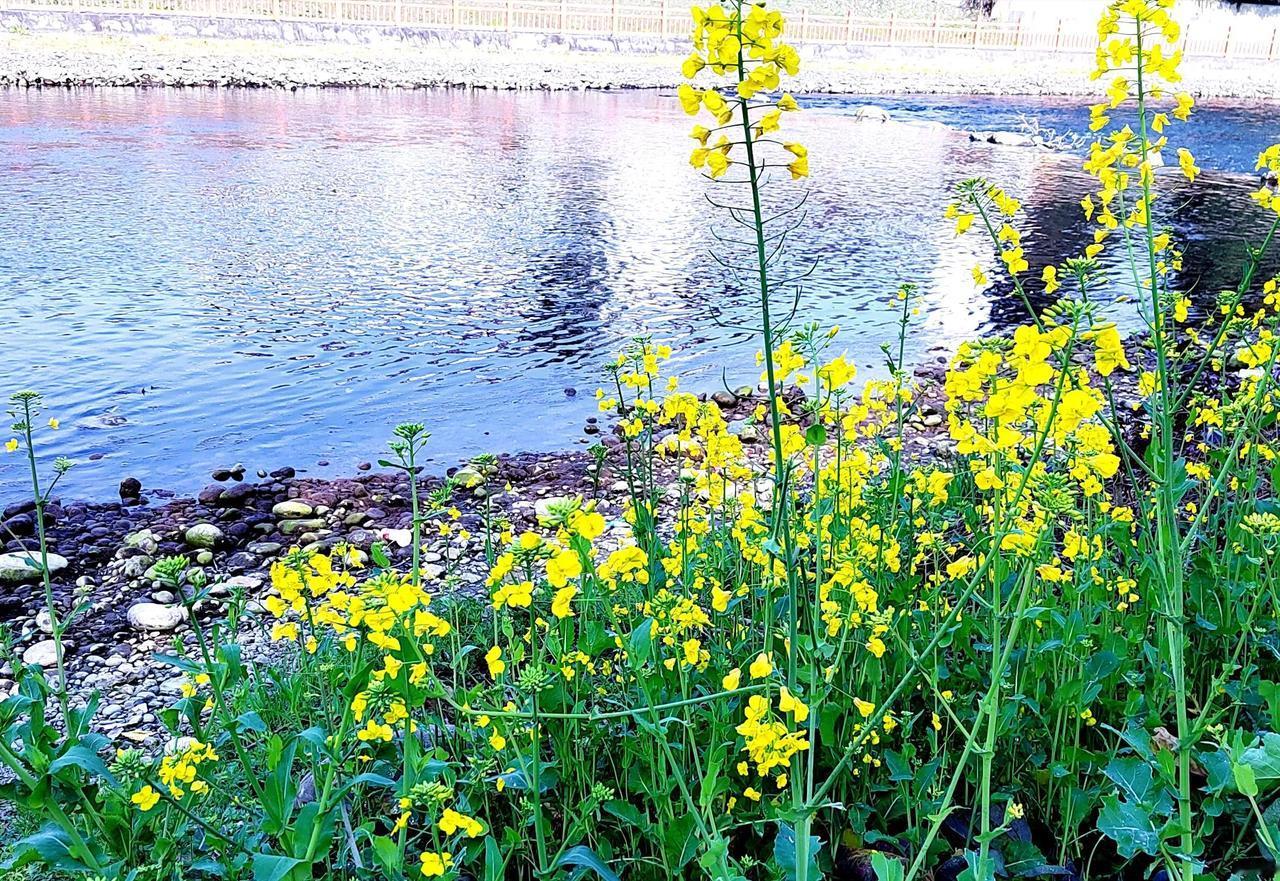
[2,29,1279,98]
[0,376,954,743]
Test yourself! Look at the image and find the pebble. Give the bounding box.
[23,639,67,667]
[272,500,314,518]
[0,550,69,583]
[184,523,224,549]
[126,602,188,632]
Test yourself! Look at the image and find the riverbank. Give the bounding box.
[2,27,1279,97]
[0,374,957,744]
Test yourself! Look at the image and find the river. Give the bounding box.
[1,88,1277,498]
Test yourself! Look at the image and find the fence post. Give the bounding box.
[1270,24,1277,60]
[450,0,456,27]
[886,14,893,44]
[505,0,510,31]
[930,12,937,48]
[610,0,617,35]
[1224,24,1231,58]
[1053,18,1061,51]
[972,19,978,48]
[845,8,853,43]
[798,6,806,40]
[659,0,665,36]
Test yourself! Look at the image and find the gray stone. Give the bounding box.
[22,639,66,667]
[0,551,69,583]
[453,466,484,488]
[272,500,314,518]
[280,518,325,535]
[184,523,223,549]
[127,602,188,632]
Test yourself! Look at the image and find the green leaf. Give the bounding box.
[556,845,621,881]
[483,836,505,881]
[870,852,906,881]
[603,800,650,831]
[805,423,827,447]
[629,618,655,667]
[1097,794,1159,858]
[235,711,267,734]
[251,854,304,881]
[0,826,82,872]
[1103,757,1157,807]
[1236,761,1261,798]
[1241,733,1280,793]
[48,743,118,786]
[371,834,399,875]
[773,822,822,881]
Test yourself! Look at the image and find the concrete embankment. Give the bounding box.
[1,9,1278,97]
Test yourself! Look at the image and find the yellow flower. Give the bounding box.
[419,852,453,878]
[1042,264,1060,295]
[131,785,160,812]
[778,686,809,723]
[47,418,59,430]
[677,83,702,115]
[1177,148,1199,183]
[551,585,577,619]
[748,652,773,679]
[4,439,17,453]
[546,549,582,588]
[570,510,606,540]
[1092,325,1131,376]
[711,585,732,612]
[485,646,505,678]
[439,808,484,838]
[489,731,506,751]
[722,667,742,691]
[854,698,876,718]
[682,638,702,666]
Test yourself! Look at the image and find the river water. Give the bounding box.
[1,88,1277,499]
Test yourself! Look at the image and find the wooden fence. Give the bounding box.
[4,0,1279,60]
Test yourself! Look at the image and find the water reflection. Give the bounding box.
[0,88,1275,498]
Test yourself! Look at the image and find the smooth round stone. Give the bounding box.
[272,500,314,518]
[184,523,223,549]
[0,551,68,583]
[127,602,188,632]
[22,639,68,667]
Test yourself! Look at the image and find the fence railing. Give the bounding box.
[4,0,1279,60]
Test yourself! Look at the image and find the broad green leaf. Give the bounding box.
[49,744,117,785]
[556,845,621,881]
[251,853,304,881]
[1097,794,1159,858]
[773,822,822,881]
[870,852,906,881]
